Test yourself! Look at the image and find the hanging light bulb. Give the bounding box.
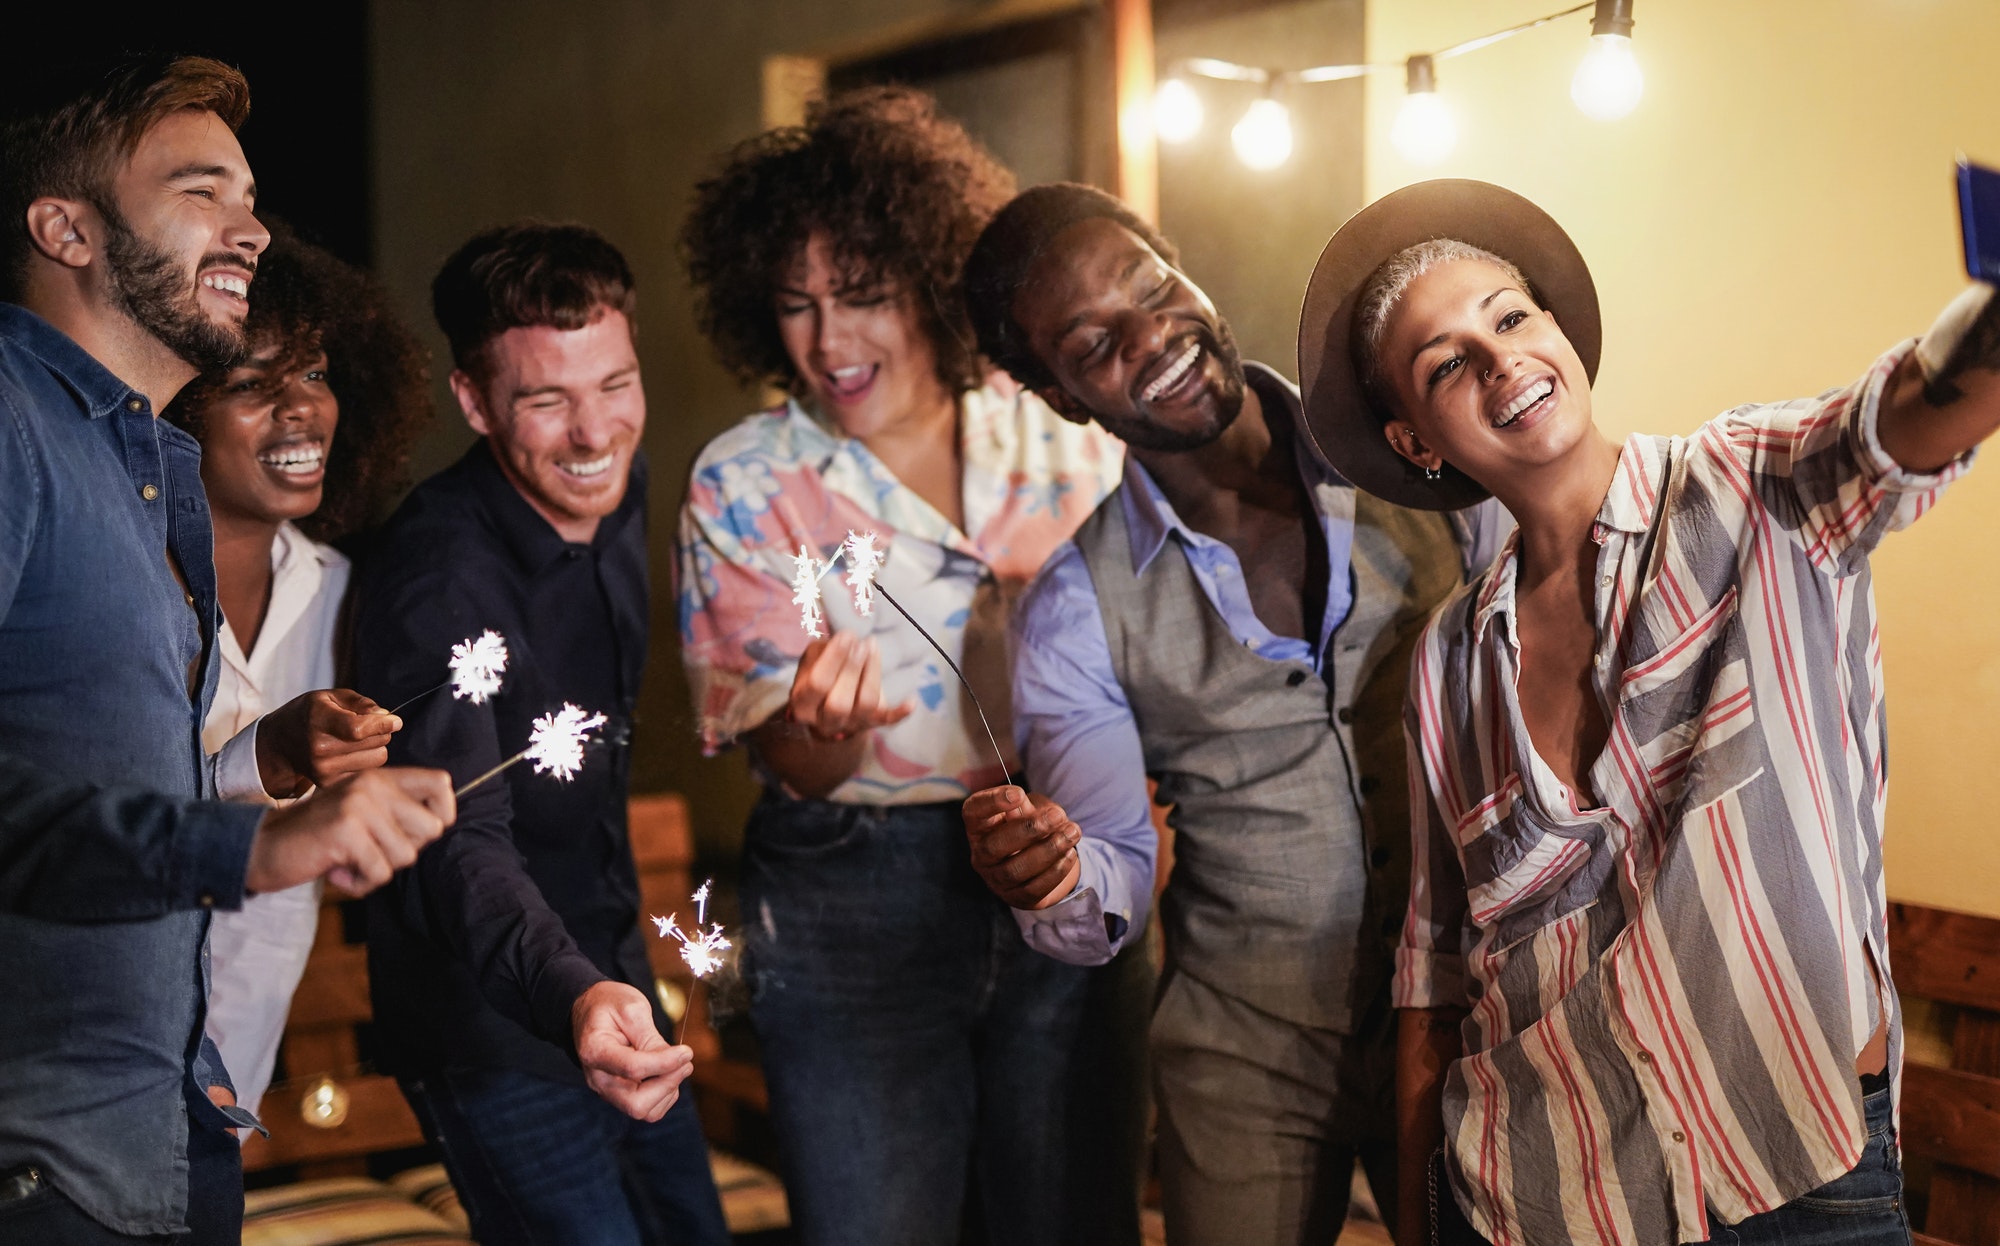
[1390,55,1456,166]
[1154,77,1204,144]
[1571,0,1642,120]
[1232,93,1294,171]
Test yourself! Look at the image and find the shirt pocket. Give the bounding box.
[1455,776,1604,952]
[1616,585,1761,806]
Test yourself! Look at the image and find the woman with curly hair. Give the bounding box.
[676,87,1131,1244]
[165,219,430,1118]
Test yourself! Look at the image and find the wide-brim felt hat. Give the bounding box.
[1296,178,1601,511]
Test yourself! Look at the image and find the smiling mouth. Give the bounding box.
[258,441,324,476]
[1493,378,1554,429]
[1140,340,1201,405]
[560,453,615,480]
[200,271,251,301]
[822,363,878,401]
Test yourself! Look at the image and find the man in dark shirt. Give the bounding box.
[0,55,454,1244]
[354,223,725,1245]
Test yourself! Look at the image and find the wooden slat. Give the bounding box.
[283,942,371,1029]
[240,1074,424,1170]
[1901,1063,2000,1178]
[1926,1010,2000,1245]
[629,792,694,869]
[1890,903,2000,1012]
[1914,1233,1955,1246]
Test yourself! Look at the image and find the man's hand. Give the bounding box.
[963,785,1082,910]
[572,981,693,1122]
[256,689,402,799]
[244,768,455,897]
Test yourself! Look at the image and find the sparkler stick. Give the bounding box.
[650,880,730,1045]
[792,533,1011,780]
[388,629,511,715]
[454,702,608,798]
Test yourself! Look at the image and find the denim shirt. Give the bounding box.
[0,303,265,1235]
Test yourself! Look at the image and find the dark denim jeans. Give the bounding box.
[399,1066,728,1246]
[1433,1086,1911,1246]
[741,792,1133,1246]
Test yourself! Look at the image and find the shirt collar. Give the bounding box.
[1469,433,1664,644]
[0,302,149,419]
[1118,360,1348,573]
[463,437,648,575]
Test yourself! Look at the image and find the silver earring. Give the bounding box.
[1424,464,1443,481]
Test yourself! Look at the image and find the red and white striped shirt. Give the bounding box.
[1394,342,1970,1244]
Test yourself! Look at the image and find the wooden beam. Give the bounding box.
[1902,1063,2000,1179]
[1890,902,2000,1013]
[1108,0,1159,223]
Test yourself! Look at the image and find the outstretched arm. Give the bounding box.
[1878,284,2000,471]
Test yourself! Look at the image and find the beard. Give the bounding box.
[94,198,247,371]
[1092,315,1249,454]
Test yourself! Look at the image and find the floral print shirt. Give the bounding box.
[676,379,1124,804]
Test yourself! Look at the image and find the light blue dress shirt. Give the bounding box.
[1008,363,1507,964]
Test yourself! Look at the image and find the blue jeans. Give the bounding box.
[399,1066,728,1246]
[1433,1086,1910,1245]
[741,793,1132,1246]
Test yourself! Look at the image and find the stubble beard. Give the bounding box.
[94,198,246,372]
[1099,315,1250,453]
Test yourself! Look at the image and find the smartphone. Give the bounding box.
[1959,158,2000,284]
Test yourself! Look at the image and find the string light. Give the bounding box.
[1571,0,1643,120]
[1154,77,1204,144]
[1232,95,1294,170]
[1391,55,1457,166]
[1160,0,1634,171]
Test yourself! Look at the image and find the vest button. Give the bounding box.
[1286,670,1307,687]
[1359,775,1381,796]
[1370,846,1391,868]
[1336,706,1354,724]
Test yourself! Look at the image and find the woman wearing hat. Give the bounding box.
[1300,180,1999,1244]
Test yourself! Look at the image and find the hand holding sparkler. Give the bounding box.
[572,980,692,1122]
[246,767,456,897]
[256,689,403,799]
[961,786,1084,911]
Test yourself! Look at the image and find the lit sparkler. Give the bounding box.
[842,531,884,616]
[387,628,512,715]
[651,878,731,1043]
[792,544,826,639]
[454,701,609,798]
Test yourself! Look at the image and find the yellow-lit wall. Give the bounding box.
[1361,0,2000,916]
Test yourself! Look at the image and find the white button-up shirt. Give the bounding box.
[202,522,351,1117]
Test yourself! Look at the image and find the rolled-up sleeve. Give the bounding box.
[1007,546,1156,966]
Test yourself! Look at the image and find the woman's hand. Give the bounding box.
[750,631,915,799]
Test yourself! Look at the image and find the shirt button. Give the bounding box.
[1336,706,1354,724]
[140,484,159,501]
[1600,574,1613,587]
[1671,1130,1686,1144]
[199,893,215,908]
[1637,1050,1653,1063]
[1592,654,1605,669]
[126,398,143,412]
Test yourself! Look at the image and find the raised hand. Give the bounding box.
[572,980,694,1121]
[245,767,454,897]
[255,688,402,798]
[785,630,915,742]
[962,785,1082,910]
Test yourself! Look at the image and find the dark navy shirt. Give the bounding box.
[0,303,265,1234]
[353,439,658,1082]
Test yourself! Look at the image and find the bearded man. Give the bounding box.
[0,55,454,1243]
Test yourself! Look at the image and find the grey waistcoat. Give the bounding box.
[1076,483,1463,1032]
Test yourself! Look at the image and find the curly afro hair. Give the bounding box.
[165,219,431,542]
[963,182,1180,393]
[681,85,1015,398]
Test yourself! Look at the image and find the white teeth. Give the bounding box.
[258,444,323,474]
[1142,341,1201,402]
[561,453,614,478]
[201,273,249,297]
[831,365,869,380]
[1496,379,1553,427]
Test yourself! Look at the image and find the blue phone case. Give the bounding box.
[1959,159,2000,284]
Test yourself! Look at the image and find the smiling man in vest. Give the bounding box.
[955,183,1507,1245]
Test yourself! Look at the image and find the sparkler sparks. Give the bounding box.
[525,703,609,781]
[651,882,732,980]
[448,629,510,704]
[842,531,884,616]
[792,544,827,639]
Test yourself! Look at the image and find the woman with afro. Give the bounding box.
[676,87,1138,1244]
[165,219,430,1120]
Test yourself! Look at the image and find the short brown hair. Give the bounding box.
[0,53,250,299]
[681,86,1015,398]
[430,221,637,381]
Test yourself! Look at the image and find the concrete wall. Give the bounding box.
[1363,0,2000,917]
[371,0,1366,856]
